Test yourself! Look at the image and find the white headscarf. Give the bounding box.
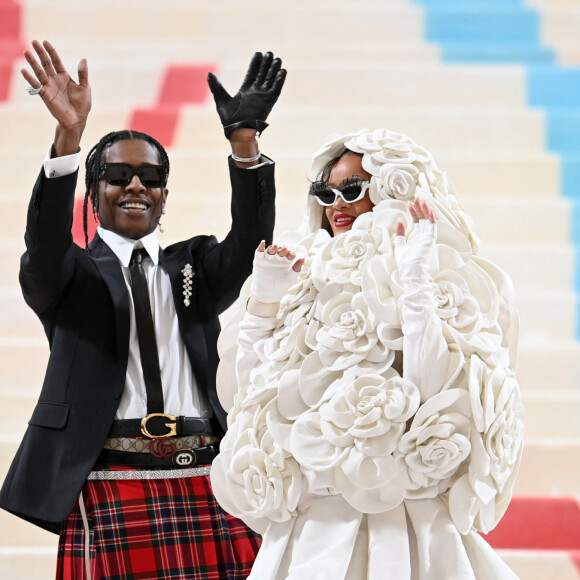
[302,128,480,252]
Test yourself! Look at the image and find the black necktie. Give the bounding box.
[129,248,164,414]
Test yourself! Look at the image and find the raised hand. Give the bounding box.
[394,198,436,286]
[22,40,91,155]
[207,52,286,139]
[250,241,304,305]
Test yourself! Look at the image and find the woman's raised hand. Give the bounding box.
[250,241,304,306]
[22,40,91,155]
[394,198,437,286]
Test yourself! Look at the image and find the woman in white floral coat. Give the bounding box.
[211,129,525,579]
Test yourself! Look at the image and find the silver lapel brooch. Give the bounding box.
[181,264,194,307]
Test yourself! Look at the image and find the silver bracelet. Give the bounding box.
[231,151,261,163]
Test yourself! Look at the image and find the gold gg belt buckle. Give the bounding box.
[140,413,177,438]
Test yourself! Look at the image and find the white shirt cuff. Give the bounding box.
[43,146,82,179]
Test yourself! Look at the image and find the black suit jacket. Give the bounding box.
[0,158,275,533]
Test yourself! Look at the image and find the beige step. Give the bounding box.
[0,547,57,580]
[517,339,580,392]
[514,440,580,496]
[433,153,560,199]
[0,108,128,155]
[174,105,547,153]
[523,392,580,439]
[8,62,529,110]
[540,6,580,47]
[516,291,576,341]
[1,393,36,437]
[0,341,49,392]
[21,1,424,44]
[0,510,57,549]
[11,40,440,68]
[482,244,574,292]
[0,105,547,154]
[498,549,580,580]
[461,198,571,245]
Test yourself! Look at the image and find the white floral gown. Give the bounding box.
[211,130,525,579]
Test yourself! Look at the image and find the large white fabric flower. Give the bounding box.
[291,373,420,512]
[312,229,378,288]
[396,388,472,498]
[432,236,505,360]
[314,288,395,375]
[211,399,302,528]
[448,355,525,534]
[378,163,420,201]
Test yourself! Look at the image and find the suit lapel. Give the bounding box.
[160,248,209,390]
[89,235,130,364]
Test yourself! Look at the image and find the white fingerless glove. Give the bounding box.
[394,218,436,298]
[395,219,450,401]
[248,246,301,316]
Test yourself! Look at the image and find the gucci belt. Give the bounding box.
[103,435,219,454]
[97,444,218,469]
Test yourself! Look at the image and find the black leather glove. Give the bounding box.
[207,52,287,138]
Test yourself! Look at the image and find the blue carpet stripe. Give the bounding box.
[412,0,580,336]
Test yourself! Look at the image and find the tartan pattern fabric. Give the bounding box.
[56,472,261,579]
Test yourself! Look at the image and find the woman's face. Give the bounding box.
[325,154,374,236]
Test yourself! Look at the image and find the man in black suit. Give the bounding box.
[0,40,285,579]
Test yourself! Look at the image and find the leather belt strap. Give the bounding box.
[109,416,220,438]
[97,445,218,468]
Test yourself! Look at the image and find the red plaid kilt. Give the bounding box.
[56,471,260,580]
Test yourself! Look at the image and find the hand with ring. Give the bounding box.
[22,40,91,156]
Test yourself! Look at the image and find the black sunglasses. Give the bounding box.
[309,179,370,206]
[99,163,168,188]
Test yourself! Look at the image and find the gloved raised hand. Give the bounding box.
[250,241,304,303]
[395,198,451,401]
[247,242,304,317]
[394,198,436,292]
[207,52,287,139]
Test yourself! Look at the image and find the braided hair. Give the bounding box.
[83,130,170,249]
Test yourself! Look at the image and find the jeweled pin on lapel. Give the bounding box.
[181,264,194,307]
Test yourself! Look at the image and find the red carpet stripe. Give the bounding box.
[485,496,580,551]
[128,63,216,147]
[485,495,580,574]
[0,1,25,101]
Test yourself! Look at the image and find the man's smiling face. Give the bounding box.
[93,139,168,240]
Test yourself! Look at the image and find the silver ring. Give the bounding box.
[26,85,43,96]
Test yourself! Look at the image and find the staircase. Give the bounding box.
[0,0,579,578]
